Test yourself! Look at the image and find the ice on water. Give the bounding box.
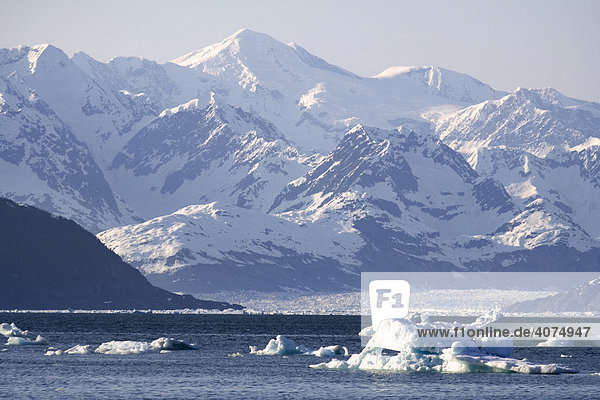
[95,337,197,355]
[249,334,348,357]
[46,345,92,356]
[2,322,47,345]
[1,322,28,338]
[6,335,48,346]
[310,313,577,374]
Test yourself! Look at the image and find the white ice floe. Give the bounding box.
[440,341,576,374]
[310,345,349,358]
[6,335,48,346]
[45,345,94,356]
[250,335,309,355]
[310,313,577,374]
[0,322,28,337]
[65,345,92,354]
[2,322,48,346]
[95,340,152,355]
[537,336,600,347]
[249,335,347,357]
[150,337,197,351]
[95,337,196,355]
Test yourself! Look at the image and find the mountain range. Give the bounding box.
[1,29,599,293]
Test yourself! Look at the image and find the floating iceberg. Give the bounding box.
[249,335,347,357]
[46,345,94,356]
[95,340,151,355]
[95,337,196,355]
[6,335,48,346]
[0,322,28,337]
[310,345,349,358]
[2,322,49,346]
[45,348,63,356]
[440,341,576,374]
[311,313,577,374]
[150,337,197,351]
[250,335,309,355]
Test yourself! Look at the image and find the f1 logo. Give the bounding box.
[369,280,410,330]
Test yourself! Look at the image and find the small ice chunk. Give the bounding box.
[358,326,374,337]
[227,352,244,357]
[0,322,28,338]
[95,338,195,354]
[250,335,349,357]
[6,335,47,346]
[150,337,196,351]
[309,345,349,357]
[560,354,572,358]
[95,341,152,355]
[250,335,309,355]
[441,342,577,374]
[65,345,92,355]
[45,345,91,355]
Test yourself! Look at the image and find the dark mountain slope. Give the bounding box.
[0,198,241,310]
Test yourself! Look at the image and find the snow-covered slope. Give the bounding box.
[438,87,600,157]
[170,29,504,153]
[506,276,600,313]
[97,202,362,292]
[0,31,504,232]
[1,30,600,293]
[0,68,132,231]
[0,45,159,166]
[108,95,312,219]
[469,146,600,244]
[98,125,600,292]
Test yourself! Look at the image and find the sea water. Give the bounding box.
[0,313,599,399]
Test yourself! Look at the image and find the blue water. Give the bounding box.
[1,313,599,399]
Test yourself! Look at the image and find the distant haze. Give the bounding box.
[1,0,599,102]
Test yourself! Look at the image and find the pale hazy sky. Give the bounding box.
[1,0,599,101]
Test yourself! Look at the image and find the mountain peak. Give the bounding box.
[171,29,357,79]
[171,29,283,68]
[0,43,68,73]
[228,28,273,41]
[374,65,504,104]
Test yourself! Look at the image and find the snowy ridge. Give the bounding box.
[1,30,600,293]
[438,87,600,157]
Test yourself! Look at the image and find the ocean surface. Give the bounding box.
[1,313,599,399]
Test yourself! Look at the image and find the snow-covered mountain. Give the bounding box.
[506,276,600,313]
[170,29,504,153]
[438,87,600,157]
[0,63,131,232]
[1,29,599,293]
[108,95,312,218]
[99,125,600,292]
